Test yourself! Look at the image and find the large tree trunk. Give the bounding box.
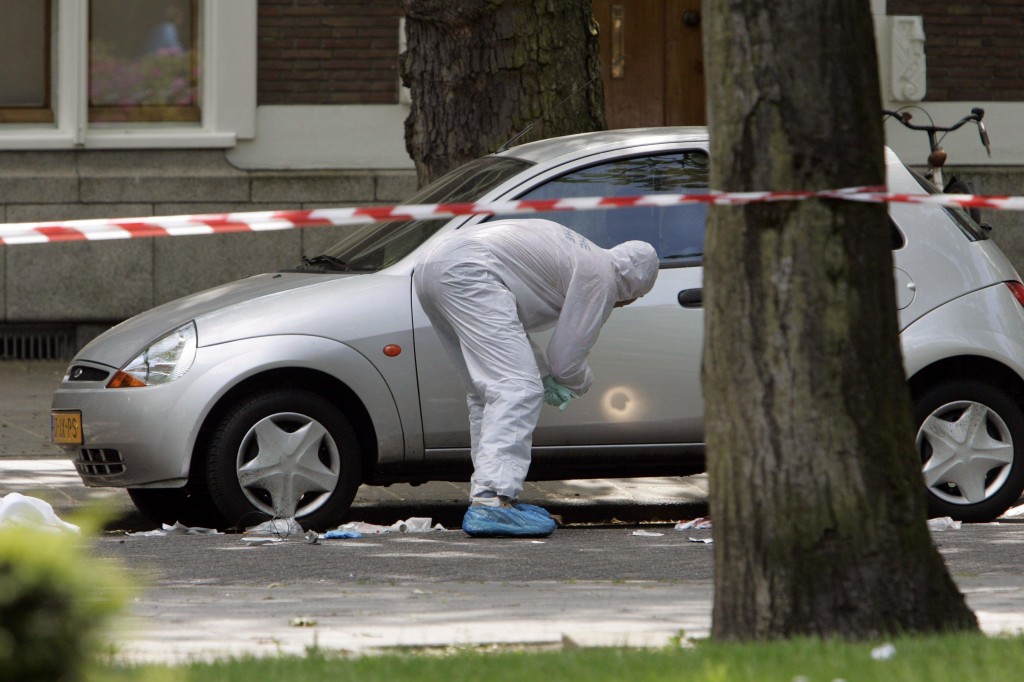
[400,0,605,187]
[702,0,978,639]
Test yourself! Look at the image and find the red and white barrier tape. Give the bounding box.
[2,186,1023,245]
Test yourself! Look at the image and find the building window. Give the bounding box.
[0,0,255,150]
[89,0,200,123]
[0,0,52,123]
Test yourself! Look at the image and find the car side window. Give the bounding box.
[491,151,710,267]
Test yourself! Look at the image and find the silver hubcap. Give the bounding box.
[235,411,341,518]
[917,400,1014,506]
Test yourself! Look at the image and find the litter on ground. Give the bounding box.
[331,517,445,535]
[1001,503,1024,519]
[927,516,962,531]
[309,517,447,542]
[0,493,79,534]
[675,517,712,531]
[130,521,222,537]
[871,642,897,660]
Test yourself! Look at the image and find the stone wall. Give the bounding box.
[950,166,1024,274]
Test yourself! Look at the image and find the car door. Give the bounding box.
[413,147,709,452]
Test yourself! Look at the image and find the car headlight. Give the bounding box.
[107,322,198,388]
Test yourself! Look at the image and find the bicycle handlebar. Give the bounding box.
[883,107,984,133]
[883,107,991,158]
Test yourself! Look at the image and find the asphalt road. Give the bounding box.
[88,518,1024,662]
[94,520,1024,587]
[95,525,717,585]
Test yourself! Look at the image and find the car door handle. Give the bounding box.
[678,289,703,308]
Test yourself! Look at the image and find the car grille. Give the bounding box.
[76,449,125,476]
[68,365,111,382]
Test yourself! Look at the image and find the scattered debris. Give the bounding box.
[687,537,713,544]
[330,517,445,535]
[0,493,79,534]
[631,529,665,537]
[675,517,712,531]
[306,517,446,543]
[289,616,318,627]
[323,529,362,540]
[1001,503,1024,519]
[242,536,283,546]
[870,642,896,661]
[130,522,221,537]
[245,517,304,538]
[927,517,962,531]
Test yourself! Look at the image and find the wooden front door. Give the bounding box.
[592,0,706,128]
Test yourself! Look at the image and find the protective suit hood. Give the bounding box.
[608,240,659,301]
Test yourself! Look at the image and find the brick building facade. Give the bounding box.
[887,0,1024,102]
[257,0,404,105]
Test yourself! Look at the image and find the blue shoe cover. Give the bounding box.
[462,504,556,537]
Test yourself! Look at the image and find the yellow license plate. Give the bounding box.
[51,411,83,445]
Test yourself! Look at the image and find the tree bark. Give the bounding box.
[400,0,605,187]
[702,0,978,639]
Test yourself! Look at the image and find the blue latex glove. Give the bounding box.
[542,375,574,411]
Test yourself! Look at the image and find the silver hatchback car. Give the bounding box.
[51,127,1024,528]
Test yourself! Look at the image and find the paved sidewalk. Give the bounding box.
[0,360,65,457]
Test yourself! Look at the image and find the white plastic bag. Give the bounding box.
[0,493,79,534]
[130,522,222,537]
[333,517,445,535]
[927,516,962,531]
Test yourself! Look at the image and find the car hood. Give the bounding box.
[75,273,354,368]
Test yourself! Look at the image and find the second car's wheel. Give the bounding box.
[205,389,362,531]
[914,380,1024,522]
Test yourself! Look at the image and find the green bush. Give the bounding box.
[0,524,130,682]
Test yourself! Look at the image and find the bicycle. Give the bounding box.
[882,106,991,193]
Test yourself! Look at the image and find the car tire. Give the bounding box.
[914,381,1024,522]
[205,388,362,531]
[127,486,226,529]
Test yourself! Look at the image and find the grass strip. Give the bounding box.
[92,633,1024,682]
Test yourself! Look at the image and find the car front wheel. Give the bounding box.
[914,381,1024,522]
[205,389,362,531]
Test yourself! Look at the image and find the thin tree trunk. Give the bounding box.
[401,0,605,187]
[702,0,978,639]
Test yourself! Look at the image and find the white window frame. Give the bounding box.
[0,0,255,150]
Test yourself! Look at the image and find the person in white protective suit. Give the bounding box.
[414,218,660,537]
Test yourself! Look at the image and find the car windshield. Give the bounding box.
[293,156,532,272]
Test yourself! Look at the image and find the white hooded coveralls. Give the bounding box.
[414,219,659,501]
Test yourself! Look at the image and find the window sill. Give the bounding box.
[0,128,237,150]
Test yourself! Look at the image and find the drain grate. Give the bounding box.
[0,325,75,360]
